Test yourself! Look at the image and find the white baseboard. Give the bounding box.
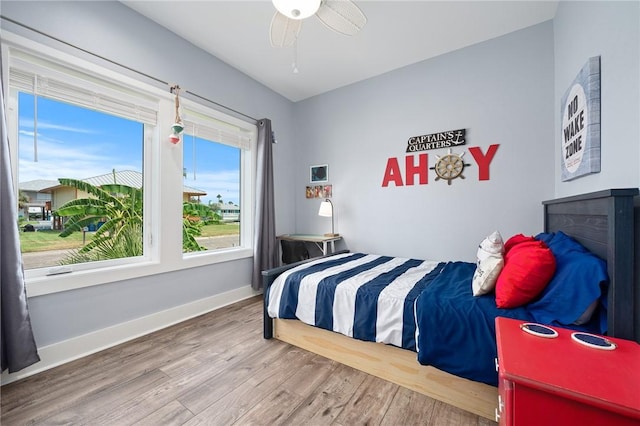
[1,286,261,386]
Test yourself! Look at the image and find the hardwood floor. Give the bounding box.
[1,296,496,425]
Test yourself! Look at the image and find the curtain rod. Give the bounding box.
[0,15,258,124]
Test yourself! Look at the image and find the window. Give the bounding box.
[8,48,154,276]
[16,93,145,271]
[3,33,256,296]
[181,107,252,254]
[182,134,241,253]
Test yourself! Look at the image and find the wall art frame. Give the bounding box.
[306,184,332,199]
[310,164,329,183]
[560,56,601,182]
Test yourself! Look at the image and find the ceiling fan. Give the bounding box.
[270,0,367,48]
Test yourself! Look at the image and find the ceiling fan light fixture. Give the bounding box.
[272,0,321,20]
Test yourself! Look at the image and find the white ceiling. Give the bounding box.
[122,1,558,102]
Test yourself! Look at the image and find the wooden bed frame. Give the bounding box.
[262,188,639,420]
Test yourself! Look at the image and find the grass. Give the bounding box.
[200,222,240,237]
[19,222,240,253]
[19,229,86,252]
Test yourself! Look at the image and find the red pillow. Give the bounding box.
[495,238,556,308]
[503,234,535,253]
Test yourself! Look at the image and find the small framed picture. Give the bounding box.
[305,184,332,199]
[310,164,329,183]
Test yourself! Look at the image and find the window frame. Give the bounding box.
[2,32,256,297]
[179,100,255,257]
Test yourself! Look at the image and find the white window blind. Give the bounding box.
[182,108,252,150]
[8,49,157,125]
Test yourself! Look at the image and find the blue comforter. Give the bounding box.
[415,261,532,385]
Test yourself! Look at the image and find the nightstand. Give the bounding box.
[495,317,640,425]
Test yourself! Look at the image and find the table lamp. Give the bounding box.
[318,199,339,237]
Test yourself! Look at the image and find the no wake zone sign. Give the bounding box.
[560,56,601,181]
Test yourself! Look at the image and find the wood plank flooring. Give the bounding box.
[1,296,497,425]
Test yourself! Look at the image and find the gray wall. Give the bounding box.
[294,22,556,262]
[1,1,297,347]
[553,1,640,197]
[28,259,252,346]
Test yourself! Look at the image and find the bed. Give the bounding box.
[262,188,639,420]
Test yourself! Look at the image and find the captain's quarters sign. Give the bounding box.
[561,56,601,181]
[407,129,466,153]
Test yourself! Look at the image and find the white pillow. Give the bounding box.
[472,231,505,296]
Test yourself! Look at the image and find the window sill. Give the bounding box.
[25,247,254,297]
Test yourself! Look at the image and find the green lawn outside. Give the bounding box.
[19,222,240,253]
[19,230,86,252]
[200,222,240,237]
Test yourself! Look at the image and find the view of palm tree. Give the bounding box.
[55,178,144,261]
[15,91,242,270]
[19,177,238,269]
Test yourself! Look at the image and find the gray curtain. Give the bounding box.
[1,72,41,373]
[252,118,278,290]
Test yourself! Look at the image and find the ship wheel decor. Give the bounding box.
[430,148,471,185]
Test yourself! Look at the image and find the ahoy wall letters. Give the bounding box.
[382,129,499,186]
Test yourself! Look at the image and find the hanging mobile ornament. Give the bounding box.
[169,132,181,144]
[169,85,184,144]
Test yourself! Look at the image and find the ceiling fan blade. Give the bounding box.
[270,11,302,48]
[315,0,367,36]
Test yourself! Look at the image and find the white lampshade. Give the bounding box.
[318,200,333,217]
[318,199,338,237]
[272,0,321,19]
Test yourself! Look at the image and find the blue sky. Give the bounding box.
[182,133,240,205]
[18,93,240,205]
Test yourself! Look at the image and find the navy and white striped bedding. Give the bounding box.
[266,252,444,351]
[267,251,605,386]
[266,252,533,386]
